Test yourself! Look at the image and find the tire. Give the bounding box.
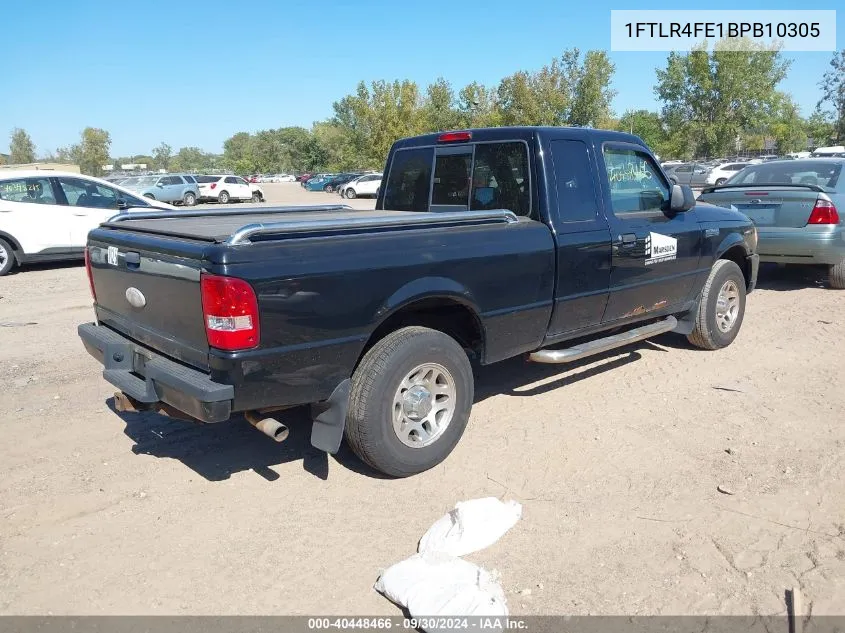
[687,259,747,350]
[345,188,357,199]
[324,184,333,193]
[217,190,230,204]
[251,192,262,203]
[183,192,197,206]
[0,237,16,276]
[829,259,845,289]
[345,326,474,478]
[143,193,155,200]
[715,178,727,186]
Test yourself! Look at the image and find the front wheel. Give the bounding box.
[829,259,845,289]
[251,191,262,203]
[217,190,230,204]
[183,192,197,206]
[345,326,474,478]
[345,188,357,199]
[144,193,155,200]
[0,237,16,276]
[715,178,727,186]
[687,259,747,350]
[324,184,333,193]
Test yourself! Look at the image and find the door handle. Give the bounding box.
[620,233,637,248]
[73,213,88,217]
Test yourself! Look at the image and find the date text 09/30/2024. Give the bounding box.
[307,617,528,630]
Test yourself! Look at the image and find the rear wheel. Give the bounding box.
[251,191,262,203]
[715,178,727,185]
[0,238,16,276]
[345,188,357,199]
[183,191,197,206]
[324,184,333,193]
[144,193,155,200]
[218,190,230,204]
[687,259,747,350]
[345,326,474,478]
[829,259,845,289]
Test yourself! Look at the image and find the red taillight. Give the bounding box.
[84,247,96,301]
[437,131,472,143]
[200,273,260,350]
[210,182,217,190]
[807,198,840,225]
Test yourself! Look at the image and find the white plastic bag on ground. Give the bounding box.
[418,497,522,557]
[374,551,508,624]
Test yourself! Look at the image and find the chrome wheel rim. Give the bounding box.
[715,280,740,332]
[0,242,8,268]
[392,363,456,448]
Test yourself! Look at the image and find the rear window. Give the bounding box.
[183,175,196,183]
[470,142,530,216]
[195,175,220,183]
[383,147,434,212]
[727,162,842,188]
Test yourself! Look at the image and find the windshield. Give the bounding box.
[119,177,140,187]
[727,161,842,189]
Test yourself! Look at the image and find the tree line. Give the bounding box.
[3,43,844,176]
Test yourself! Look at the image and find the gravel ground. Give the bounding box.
[1,184,843,616]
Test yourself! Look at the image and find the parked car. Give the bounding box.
[296,173,313,183]
[318,173,362,193]
[339,173,382,199]
[0,170,173,275]
[698,158,844,288]
[304,174,344,191]
[706,162,749,186]
[122,174,200,206]
[77,125,758,477]
[276,174,296,182]
[195,175,261,204]
[666,163,711,186]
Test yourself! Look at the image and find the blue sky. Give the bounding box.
[1,0,841,156]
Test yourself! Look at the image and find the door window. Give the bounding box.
[602,148,668,216]
[382,147,434,212]
[224,177,238,185]
[57,178,120,209]
[470,142,530,216]
[236,177,249,186]
[550,139,600,223]
[0,178,57,205]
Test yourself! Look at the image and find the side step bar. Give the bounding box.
[528,316,677,364]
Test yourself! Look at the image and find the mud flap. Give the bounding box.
[310,379,351,454]
[672,295,702,336]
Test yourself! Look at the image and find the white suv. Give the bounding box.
[195,175,264,204]
[0,170,172,276]
[339,173,382,199]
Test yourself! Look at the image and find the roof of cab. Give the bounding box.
[390,126,645,150]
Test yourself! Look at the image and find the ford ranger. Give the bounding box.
[78,126,759,477]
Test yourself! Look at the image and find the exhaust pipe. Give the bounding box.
[245,410,289,443]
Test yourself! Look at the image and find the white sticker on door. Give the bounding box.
[644,232,677,265]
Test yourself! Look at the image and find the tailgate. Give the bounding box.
[698,186,823,228]
[87,239,209,370]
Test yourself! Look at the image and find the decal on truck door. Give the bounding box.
[644,232,677,266]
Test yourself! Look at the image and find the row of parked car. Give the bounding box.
[105,174,265,205]
[248,174,297,183]
[299,172,383,198]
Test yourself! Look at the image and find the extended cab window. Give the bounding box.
[470,142,530,216]
[603,147,668,215]
[383,147,434,212]
[550,139,599,222]
[432,152,472,209]
[0,178,57,205]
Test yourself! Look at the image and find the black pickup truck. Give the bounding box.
[78,126,759,477]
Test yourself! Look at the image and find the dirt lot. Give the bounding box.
[1,184,844,616]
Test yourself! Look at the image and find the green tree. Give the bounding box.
[457,82,500,128]
[767,94,807,153]
[655,39,791,158]
[152,142,172,171]
[60,127,112,176]
[9,128,36,164]
[817,49,845,143]
[170,146,209,172]
[805,111,836,148]
[222,132,256,173]
[616,110,666,153]
[422,77,460,132]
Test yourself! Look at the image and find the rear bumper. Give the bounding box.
[78,322,234,423]
[757,227,845,265]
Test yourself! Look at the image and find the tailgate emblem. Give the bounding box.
[125,287,146,309]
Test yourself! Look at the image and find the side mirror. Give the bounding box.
[116,198,129,210]
[670,184,695,212]
[156,183,163,187]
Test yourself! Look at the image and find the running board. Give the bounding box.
[528,316,678,364]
